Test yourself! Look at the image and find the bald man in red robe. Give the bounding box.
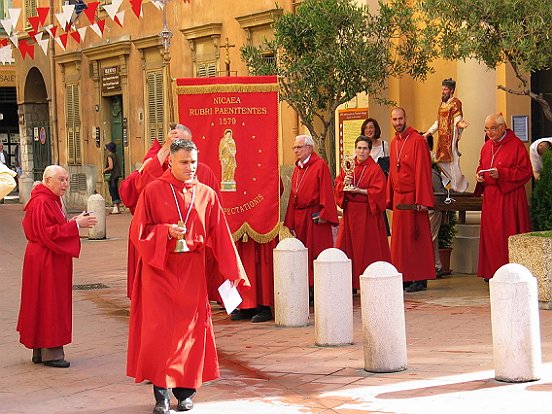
[284,135,339,292]
[476,113,531,280]
[17,165,97,368]
[387,108,436,292]
[119,125,220,299]
[127,139,248,414]
[335,135,391,289]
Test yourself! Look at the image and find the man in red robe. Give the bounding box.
[387,107,436,292]
[17,165,97,368]
[127,139,249,414]
[476,113,531,280]
[335,135,391,289]
[119,125,220,299]
[284,135,339,295]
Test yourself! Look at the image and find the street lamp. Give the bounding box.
[158,0,176,129]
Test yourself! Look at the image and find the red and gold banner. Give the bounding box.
[176,76,279,243]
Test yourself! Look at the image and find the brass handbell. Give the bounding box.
[174,220,190,253]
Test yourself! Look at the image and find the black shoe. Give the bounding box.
[176,397,194,411]
[405,280,427,293]
[435,268,450,279]
[153,386,170,414]
[251,306,273,323]
[484,278,490,283]
[403,281,413,289]
[32,356,42,364]
[230,308,257,321]
[43,359,70,368]
[153,401,170,414]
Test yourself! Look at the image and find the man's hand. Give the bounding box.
[488,168,499,180]
[75,212,98,228]
[415,204,429,211]
[232,279,240,288]
[168,223,186,239]
[476,172,485,183]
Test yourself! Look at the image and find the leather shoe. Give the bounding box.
[176,397,194,411]
[230,308,256,321]
[153,400,170,414]
[32,356,42,364]
[43,359,70,368]
[251,307,273,323]
[405,280,427,293]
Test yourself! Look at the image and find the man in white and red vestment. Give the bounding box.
[476,113,531,280]
[284,135,339,291]
[423,78,469,192]
[17,165,97,368]
[335,135,391,289]
[127,139,248,413]
[387,108,436,292]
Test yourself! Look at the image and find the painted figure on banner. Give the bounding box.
[423,78,469,192]
[219,128,237,191]
[476,113,531,281]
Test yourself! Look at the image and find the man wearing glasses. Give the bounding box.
[284,135,338,300]
[476,113,532,281]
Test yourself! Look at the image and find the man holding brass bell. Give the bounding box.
[127,139,249,413]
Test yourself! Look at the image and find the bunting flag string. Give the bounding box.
[1,0,192,61]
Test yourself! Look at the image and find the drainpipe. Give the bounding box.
[49,0,59,164]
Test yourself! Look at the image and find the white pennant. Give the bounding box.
[115,10,125,26]
[35,32,49,55]
[0,19,12,36]
[43,24,55,37]
[90,22,103,38]
[54,36,65,50]
[77,26,87,42]
[0,45,14,65]
[102,0,123,21]
[9,35,18,48]
[7,8,21,30]
[55,4,75,28]
[151,0,163,11]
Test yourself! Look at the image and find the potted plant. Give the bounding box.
[438,210,457,274]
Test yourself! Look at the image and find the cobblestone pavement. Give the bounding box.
[1,202,551,414]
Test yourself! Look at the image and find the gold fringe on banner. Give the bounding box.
[176,84,279,95]
[232,222,281,243]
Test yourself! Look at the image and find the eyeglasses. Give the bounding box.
[484,126,502,132]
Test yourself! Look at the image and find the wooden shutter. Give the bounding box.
[146,70,164,143]
[197,61,217,78]
[66,84,81,165]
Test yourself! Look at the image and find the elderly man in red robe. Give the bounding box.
[387,107,436,292]
[284,135,339,299]
[120,125,220,299]
[335,135,391,289]
[476,113,531,281]
[17,165,97,368]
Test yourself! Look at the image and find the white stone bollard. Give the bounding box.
[490,263,542,382]
[87,193,106,240]
[314,248,353,346]
[360,261,407,372]
[273,238,309,327]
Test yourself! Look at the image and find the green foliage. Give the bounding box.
[438,210,457,249]
[418,0,552,121]
[531,151,552,231]
[241,0,436,173]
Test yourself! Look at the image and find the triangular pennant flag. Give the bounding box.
[8,8,21,30]
[0,45,14,64]
[84,1,99,24]
[102,0,123,21]
[55,4,75,28]
[37,37,49,55]
[28,30,39,42]
[90,20,105,38]
[9,35,18,48]
[114,10,125,27]
[151,0,163,11]
[44,24,58,38]
[0,39,8,47]
[0,19,12,36]
[70,30,81,43]
[58,33,69,50]
[37,7,50,26]
[26,42,35,59]
[64,21,73,33]
[129,0,143,18]
[19,39,29,59]
[77,26,87,42]
[28,15,40,33]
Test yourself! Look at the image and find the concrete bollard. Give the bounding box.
[360,261,407,372]
[314,248,353,346]
[490,263,542,382]
[273,238,309,327]
[87,193,106,240]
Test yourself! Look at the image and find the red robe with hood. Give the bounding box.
[387,127,436,282]
[335,157,391,289]
[127,169,248,388]
[476,129,531,279]
[284,152,339,285]
[17,184,81,349]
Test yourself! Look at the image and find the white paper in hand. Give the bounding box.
[217,280,242,315]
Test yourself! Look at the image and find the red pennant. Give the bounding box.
[0,39,8,47]
[37,7,50,26]
[64,22,73,33]
[28,16,41,32]
[19,39,35,59]
[70,30,81,44]
[84,2,99,24]
[96,19,105,33]
[28,31,39,42]
[59,33,69,49]
[49,25,58,38]
[130,0,142,18]
[114,14,124,28]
